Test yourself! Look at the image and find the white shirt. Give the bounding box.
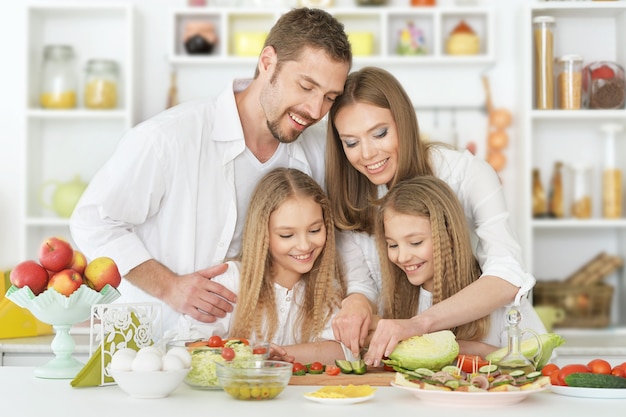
[171,261,337,345]
[339,146,536,312]
[70,79,327,331]
[417,287,547,349]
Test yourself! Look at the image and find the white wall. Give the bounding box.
[0,0,525,270]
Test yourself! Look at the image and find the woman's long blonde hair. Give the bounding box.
[326,67,435,234]
[375,176,489,341]
[230,168,346,343]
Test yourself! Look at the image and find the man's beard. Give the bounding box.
[267,117,302,144]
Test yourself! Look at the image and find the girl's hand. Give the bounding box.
[268,343,295,363]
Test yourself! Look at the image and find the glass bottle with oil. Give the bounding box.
[497,308,543,375]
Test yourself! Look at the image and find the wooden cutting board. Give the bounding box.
[289,367,395,386]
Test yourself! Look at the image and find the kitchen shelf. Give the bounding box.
[523,2,626,330]
[21,2,135,259]
[168,6,494,65]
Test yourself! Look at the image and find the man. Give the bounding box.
[70,8,352,331]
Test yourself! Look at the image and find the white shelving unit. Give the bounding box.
[523,2,626,334]
[21,3,135,259]
[168,6,495,66]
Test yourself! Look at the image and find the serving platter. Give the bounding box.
[390,381,548,407]
[550,385,626,399]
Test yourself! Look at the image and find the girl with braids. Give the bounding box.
[371,176,545,358]
[173,168,349,364]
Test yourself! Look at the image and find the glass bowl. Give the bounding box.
[167,339,270,390]
[216,360,293,401]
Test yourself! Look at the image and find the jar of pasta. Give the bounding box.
[39,45,77,109]
[84,59,119,109]
[556,55,583,110]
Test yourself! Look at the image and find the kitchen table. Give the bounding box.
[1,367,623,416]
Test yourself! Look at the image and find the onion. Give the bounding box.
[490,108,512,129]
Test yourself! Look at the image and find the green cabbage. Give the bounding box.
[382,330,459,371]
[485,332,565,371]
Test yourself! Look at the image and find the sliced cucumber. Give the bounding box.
[441,365,462,375]
[508,369,526,377]
[478,364,499,374]
[414,368,435,377]
[351,359,367,375]
[335,359,353,374]
[526,371,542,380]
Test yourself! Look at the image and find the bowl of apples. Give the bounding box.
[5,236,122,379]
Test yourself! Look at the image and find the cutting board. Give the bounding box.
[288,367,395,386]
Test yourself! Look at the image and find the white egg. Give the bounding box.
[165,346,192,368]
[136,345,164,357]
[110,348,138,371]
[161,354,185,371]
[131,352,163,372]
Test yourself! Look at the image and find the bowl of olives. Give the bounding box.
[215,360,293,400]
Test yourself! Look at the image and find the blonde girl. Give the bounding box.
[174,168,348,364]
[372,176,545,358]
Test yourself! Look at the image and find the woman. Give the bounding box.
[325,67,536,365]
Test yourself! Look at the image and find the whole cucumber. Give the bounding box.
[565,372,626,389]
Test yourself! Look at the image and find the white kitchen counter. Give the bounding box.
[0,366,624,416]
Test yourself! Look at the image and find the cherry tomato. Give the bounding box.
[221,347,235,361]
[383,363,395,372]
[456,354,488,374]
[611,366,626,377]
[558,364,591,386]
[309,362,324,372]
[617,362,626,374]
[588,358,612,375]
[207,335,223,348]
[550,369,562,386]
[541,363,560,377]
[292,362,306,376]
[252,347,267,355]
[325,365,341,376]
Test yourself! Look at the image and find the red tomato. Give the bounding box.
[207,335,223,348]
[611,367,626,378]
[588,359,612,375]
[252,347,267,355]
[617,362,626,373]
[221,347,235,361]
[383,363,395,372]
[456,354,488,374]
[309,362,324,372]
[558,364,591,386]
[541,363,560,377]
[292,362,306,375]
[325,365,341,376]
[550,369,562,386]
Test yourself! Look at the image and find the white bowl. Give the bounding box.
[110,367,190,398]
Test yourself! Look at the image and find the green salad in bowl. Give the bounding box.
[167,337,269,390]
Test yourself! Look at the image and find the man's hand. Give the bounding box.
[171,264,237,323]
[126,261,237,323]
[332,293,373,357]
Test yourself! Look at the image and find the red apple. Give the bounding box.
[47,269,83,297]
[84,256,122,291]
[69,250,87,275]
[9,260,49,295]
[38,237,74,272]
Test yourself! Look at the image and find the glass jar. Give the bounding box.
[84,59,119,109]
[533,16,555,110]
[569,164,593,219]
[548,161,564,218]
[556,55,583,110]
[583,61,626,109]
[601,123,623,219]
[39,45,77,109]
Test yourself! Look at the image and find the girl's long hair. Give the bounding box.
[375,176,489,341]
[230,168,346,343]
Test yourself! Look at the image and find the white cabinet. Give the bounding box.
[523,2,626,332]
[168,6,494,66]
[22,3,135,259]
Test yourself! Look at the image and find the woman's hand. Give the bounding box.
[332,293,374,357]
